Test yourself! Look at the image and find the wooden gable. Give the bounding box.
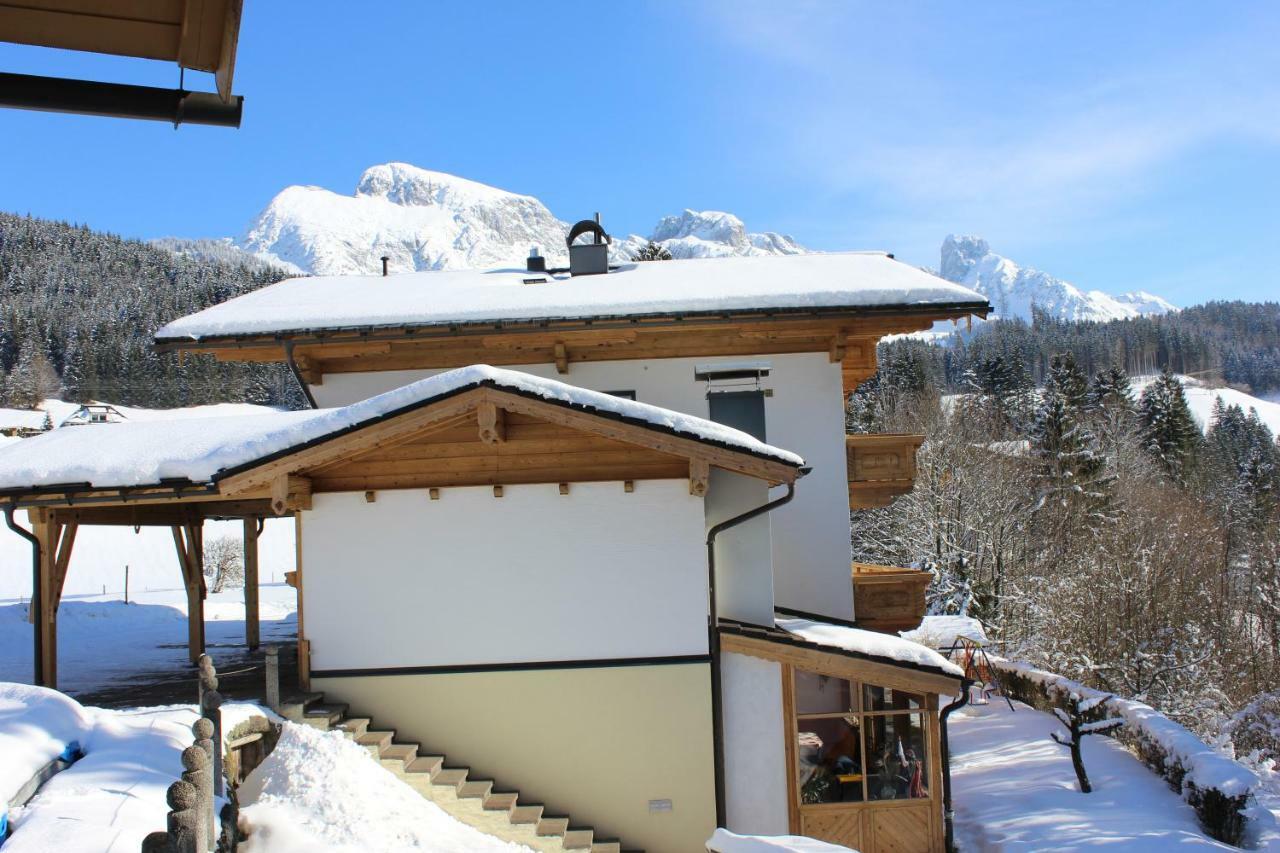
[214,386,800,510]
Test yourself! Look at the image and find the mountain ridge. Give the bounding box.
[219,162,1176,325]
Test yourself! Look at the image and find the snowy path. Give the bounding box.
[950,700,1237,851]
[0,585,297,697]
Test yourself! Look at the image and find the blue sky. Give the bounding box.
[1,2,1277,305]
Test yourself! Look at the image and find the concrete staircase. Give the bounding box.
[284,693,640,853]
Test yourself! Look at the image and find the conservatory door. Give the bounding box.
[786,664,943,853]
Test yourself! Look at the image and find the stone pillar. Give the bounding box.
[165,780,200,853]
[192,718,215,848]
[202,690,224,799]
[180,746,210,853]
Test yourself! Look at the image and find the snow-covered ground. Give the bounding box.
[950,699,1248,851]
[239,722,531,852]
[1133,374,1280,436]
[0,585,297,694]
[0,683,268,852]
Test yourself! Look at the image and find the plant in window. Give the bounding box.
[1050,693,1124,793]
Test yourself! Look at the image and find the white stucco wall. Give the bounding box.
[313,352,855,620]
[722,651,790,835]
[301,481,708,671]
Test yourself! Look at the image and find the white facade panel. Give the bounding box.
[301,482,708,672]
[722,651,790,835]
[314,352,855,621]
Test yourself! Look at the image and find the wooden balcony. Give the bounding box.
[852,563,932,634]
[845,433,925,509]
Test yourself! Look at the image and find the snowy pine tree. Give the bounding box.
[630,240,672,261]
[1138,369,1200,481]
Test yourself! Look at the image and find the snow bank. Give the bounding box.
[987,655,1274,845]
[899,615,987,649]
[0,688,275,851]
[239,721,528,851]
[0,683,91,804]
[777,617,964,677]
[706,828,857,852]
[0,365,802,491]
[156,251,987,341]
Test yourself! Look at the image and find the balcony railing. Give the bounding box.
[845,433,925,509]
[851,563,932,633]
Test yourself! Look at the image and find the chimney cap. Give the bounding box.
[566,219,611,249]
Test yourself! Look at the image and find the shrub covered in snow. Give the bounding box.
[1225,691,1280,765]
[987,654,1270,845]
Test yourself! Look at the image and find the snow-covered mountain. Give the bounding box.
[236,163,805,275]
[940,235,1177,323]
[613,209,805,260]
[239,163,571,275]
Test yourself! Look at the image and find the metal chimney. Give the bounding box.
[566,216,610,276]
[527,246,547,273]
[380,255,390,277]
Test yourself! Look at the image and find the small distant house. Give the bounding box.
[59,404,126,427]
[0,223,990,852]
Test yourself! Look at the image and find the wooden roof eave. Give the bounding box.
[153,302,994,359]
[211,384,802,497]
[0,382,802,514]
[720,625,962,696]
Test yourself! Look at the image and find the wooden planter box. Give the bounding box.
[846,434,925,510]
[852,564,932,634]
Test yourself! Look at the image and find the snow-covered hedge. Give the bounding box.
[986,655,1271,846]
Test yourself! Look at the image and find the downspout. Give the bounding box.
[940,678,973,853]
[706,476,804,828]
[5,504,44,686]
[283,341,319,410]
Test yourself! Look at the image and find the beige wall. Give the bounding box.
[316,661,717,852]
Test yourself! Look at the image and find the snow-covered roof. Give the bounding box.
[155,252,989,342]
[0,365,803,494]
[777,617,965,678]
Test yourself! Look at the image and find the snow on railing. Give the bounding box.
[982,654,1275,847]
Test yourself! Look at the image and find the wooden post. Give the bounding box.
[243,518,260,651]
[172,524,206,664]
[30,510,59,688]
[294,513,309,692]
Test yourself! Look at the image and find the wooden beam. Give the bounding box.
[216,391,487,495]
[689,458,709,497]
[476,402,506,444]
[270,474,312,516]
[294,355,324,386]
[553,342,568,374]
[51,521,78,611]
[829,331,847,363]
[243,517,259,651]
[489,389,799,486]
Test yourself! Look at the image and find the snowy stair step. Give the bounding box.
[457,778,493,800]
[357,730,394,755]
[509,804,544,825]
[304,704,347,727]
[536,816,571,837]
[482,791,519,812]
[335,717,370,739]
[561,827,594,849]
[405,755,444,777]
[432,766,469,788]
[379,743,418,765]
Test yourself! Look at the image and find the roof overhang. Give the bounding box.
[0,378,805,511]
[0,0,244,125]
[719,617,963,695]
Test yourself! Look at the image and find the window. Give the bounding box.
[794,669,930,805]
